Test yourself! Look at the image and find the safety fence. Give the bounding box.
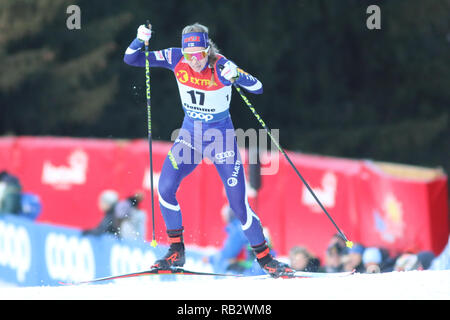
[0,214,212,286]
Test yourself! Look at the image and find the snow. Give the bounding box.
[1,270,449,300]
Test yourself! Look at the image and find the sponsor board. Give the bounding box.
[0,214,213,286]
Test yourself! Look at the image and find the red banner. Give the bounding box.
[0,137,16,172]
[276,152,362,261]
[12,137,121,228]
[354,162,449,256]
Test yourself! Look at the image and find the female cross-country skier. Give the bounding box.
[124,22,293,277]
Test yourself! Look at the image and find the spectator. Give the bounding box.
[115,192,147,241]
[362,247,383,273]
[82,190,120,237]
[206,205,275,276]
[20,192,42,220]
[0,170,22,215]
[206,205,251,274]
[430,235,450,270]
[328,233,348,250]
[341,243,365,273]
[417,251,435,270]
[324,234,347,273]
[394,253,420,271]
[379,247,396,272]
[83,190,147,240]
[289,246,321,272]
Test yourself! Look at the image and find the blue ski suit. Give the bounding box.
[124,38,266,246]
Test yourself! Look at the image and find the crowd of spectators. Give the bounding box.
[288,233,450,274]
[204,205,450,276]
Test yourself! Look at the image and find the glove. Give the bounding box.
[137,24,152,42]
[220,61,240,82]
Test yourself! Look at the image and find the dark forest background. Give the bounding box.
[0,0,449,176]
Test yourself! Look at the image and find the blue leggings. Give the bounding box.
[157,116,265,246]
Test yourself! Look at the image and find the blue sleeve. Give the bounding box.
[216,57,263,94]
[123,38,182,71]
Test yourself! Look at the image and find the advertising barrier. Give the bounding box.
[0,136,448,262]
[0,214,211,286]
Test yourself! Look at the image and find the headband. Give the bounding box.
[182,32,209,49]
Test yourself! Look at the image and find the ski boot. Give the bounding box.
[253,242,295,278]
[151,228,185,269]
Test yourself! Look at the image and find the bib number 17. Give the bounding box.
[186,90,205,106]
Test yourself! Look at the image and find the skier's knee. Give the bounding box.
[229,205,247,224]
[158,179,176,202]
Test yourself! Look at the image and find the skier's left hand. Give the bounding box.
[220,61,240,82]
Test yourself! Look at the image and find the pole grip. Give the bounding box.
[144,20,151,46]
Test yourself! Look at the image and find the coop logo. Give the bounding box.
[45,233,95,282]
[110,244,156,282]
[0,221,31,283]
[41,149,88,190]
[301,172,337,212]
[186,111,214,121]
[373,194,405,243]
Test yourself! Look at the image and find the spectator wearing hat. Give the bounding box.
[430,235,450,270]
[82,190,120,237]
[362,247,383,273]
[324,234,347,273]
[393,250,436,272]
[342,243,365,273]
[0,170,42,221]
[394,253,419,271]
[0,170,22,215]
[115,193,147,241]
[417,251,435,270]
[82,190,146,240]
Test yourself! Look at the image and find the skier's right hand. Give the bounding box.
[137,24,152,42]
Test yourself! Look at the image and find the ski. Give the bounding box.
[59,268,244,285]
[59,268,355,285]
[292,269,355,278]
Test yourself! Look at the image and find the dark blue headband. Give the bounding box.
[182,32,209,49]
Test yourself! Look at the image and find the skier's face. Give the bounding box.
[183,46,209,73]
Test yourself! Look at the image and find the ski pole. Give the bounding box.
[221,67,353,248]
[144,20,157,248]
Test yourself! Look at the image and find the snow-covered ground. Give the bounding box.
[1,270,449,300]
